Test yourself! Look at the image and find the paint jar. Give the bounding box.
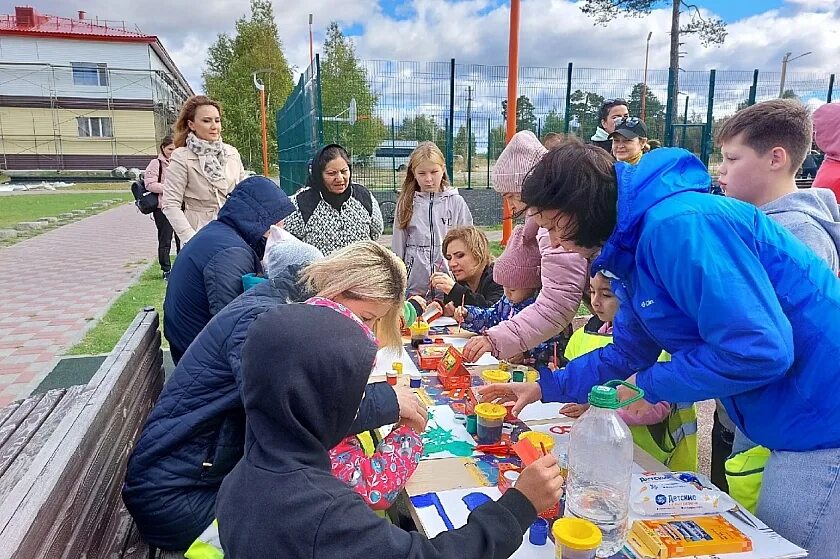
[518,431,555,455]
[552,518,602,559]
[386,370,397,386]
[511,367,526,382]
[474,402,507,444]
[409,372,422,388]
[500,470,520,494]
[433,338,445,344]
[392,361,403,375]
[526,369,539,383]
[529,518,549,546]
[498,360,510,372]
[480,369,511,384]
[409,320,430,348]
[466,414,477,435]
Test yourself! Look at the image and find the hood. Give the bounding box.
[217,176,295,253]
[414,188,458,200]
[591,127,610,142]
[760,188,840,252]
[592,148,711,278]
[239,304,378,472]
[813,103,840,160]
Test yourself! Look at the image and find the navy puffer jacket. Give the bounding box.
[123,269,400,550]
[163,175,295,363]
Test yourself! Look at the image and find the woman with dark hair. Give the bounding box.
[590,98,629,154]
[144,135,180,279]
[284,144,384,255]
[163,95,247,244]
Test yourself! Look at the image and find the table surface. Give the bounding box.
[378,332,668,538]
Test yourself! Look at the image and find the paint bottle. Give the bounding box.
[474,402,506,444]
[386,370,398,386]
[552,518,602,559]
[409,372,422,388]
[392,361,404,375]
[511,367,526,382]
[529,518,549,546]
[466,414,478,435]
[526,369,539,383]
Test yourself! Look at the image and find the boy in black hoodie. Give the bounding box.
[217,304,564,558]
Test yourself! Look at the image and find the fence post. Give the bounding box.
[563,62,573,133]
[748,69,758,106]
[391,118,396,191]
[315,54,324,146]
[447,58,455,184]
[486,117,491,189]
[664,65,676,146]
[828,74,835,103]
[537,118,541,139]
[702,69,716,167]
[467,117,473,189]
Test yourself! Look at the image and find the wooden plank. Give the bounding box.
[0,393,44,450]
[0,389,65,478]
[0,311,161,556]
[0,401,22,432]
[119,522,152,559]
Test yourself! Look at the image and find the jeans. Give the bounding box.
[711,410,734,492]
[153,209,180,273]
[757,447,840,558]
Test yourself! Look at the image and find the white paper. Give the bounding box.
[371,345,419,378]
[516,401,567,423]
[443,337,499,366]
[421,405,477,460]
[429,316,458,327]
[413,487,555,558]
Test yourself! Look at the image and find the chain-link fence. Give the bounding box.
[277,58,836,224]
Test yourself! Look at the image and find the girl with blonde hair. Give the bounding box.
[392,142,473,295]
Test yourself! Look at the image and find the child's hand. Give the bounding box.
[463,335,492,362]
[453,306,469,323]
[560,403,589,418]
[393,385,428,433]
[430,272,456,294]
[514,454,564,513]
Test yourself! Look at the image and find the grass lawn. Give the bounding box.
[0,192,132,228]
[68,262,168,355]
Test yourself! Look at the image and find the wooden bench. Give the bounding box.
[0,308,164,559]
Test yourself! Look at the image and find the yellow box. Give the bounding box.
[628,515,752,559]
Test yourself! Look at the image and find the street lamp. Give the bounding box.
[252,69,275,177]
[641,32,653,121]
[779,51,811,97]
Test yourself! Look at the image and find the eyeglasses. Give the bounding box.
[614,116,643,129]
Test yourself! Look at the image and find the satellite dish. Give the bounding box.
[349,98,357,126]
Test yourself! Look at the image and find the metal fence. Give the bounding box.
[277,58,836,222]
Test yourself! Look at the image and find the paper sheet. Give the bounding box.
[371,345,419,378]
[516,401,567,423]
[421,405,477,460]
[412,487,555,558]
[429,316,458,327]
[443,337,499,366]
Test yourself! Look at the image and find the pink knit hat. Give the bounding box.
[493,220,542,289]
[492,130,548,194]
[813,103,840,160]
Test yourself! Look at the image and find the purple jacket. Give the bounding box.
[485,218,588,359]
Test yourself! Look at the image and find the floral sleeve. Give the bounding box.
[329,426,423,510]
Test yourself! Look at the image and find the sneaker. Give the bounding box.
[163,271,170,282]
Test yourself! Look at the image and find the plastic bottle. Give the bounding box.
[564,380,643,557]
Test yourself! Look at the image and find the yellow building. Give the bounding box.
[0,6,193,171]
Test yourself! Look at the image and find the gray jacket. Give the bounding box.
[760,188,840,274]
[391,189,473,295]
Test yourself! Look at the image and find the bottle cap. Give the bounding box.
[552,518,602,551]
[588,380,644,409]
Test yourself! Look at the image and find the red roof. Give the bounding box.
[0,6,155,43]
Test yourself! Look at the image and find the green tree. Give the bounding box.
[203,0,294,171]
[396,115,446,153]
[627,82,666,139]
[488,125,507,160]
[568,90,605,141]
[541,109,565,137]
[502,95,537,132]
[454,125,476,160]
[320,22,386,158]
[581,1,726,143]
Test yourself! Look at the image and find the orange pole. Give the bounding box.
[502,0,520,246]
[259,88,269,176]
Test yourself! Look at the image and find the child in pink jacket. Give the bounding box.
[463,131,588,363]
[143,135,180,279]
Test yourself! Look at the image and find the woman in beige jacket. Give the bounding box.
[163,95,247,243]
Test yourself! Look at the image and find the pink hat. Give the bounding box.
[492,130,548,194]
[813,103,840,159]
[493,221,542,289]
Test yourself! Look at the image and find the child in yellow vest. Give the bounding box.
[560,273,698,472]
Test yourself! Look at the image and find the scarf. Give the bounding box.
[186,132,227,183]
[623,150,643,165]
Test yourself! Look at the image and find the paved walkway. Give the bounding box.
[0,203,158,406]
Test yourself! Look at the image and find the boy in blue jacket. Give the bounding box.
[478,144,840,558]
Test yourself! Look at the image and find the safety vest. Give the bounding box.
[565,324,699,472]
[185,431,386,558]
[724,445,770,514]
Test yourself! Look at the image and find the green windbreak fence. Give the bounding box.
[277,57,835,222]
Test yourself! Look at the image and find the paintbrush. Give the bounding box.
[553,342,558,368]
[457,294,465,334]
[540,442,548,457]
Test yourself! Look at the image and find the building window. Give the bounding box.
[72,62,109,86]
[77,117,113,138]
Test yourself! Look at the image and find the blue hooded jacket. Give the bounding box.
[538,148,840,452]
[163,176,295,363]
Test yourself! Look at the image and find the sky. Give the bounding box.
[18,0,839,96]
